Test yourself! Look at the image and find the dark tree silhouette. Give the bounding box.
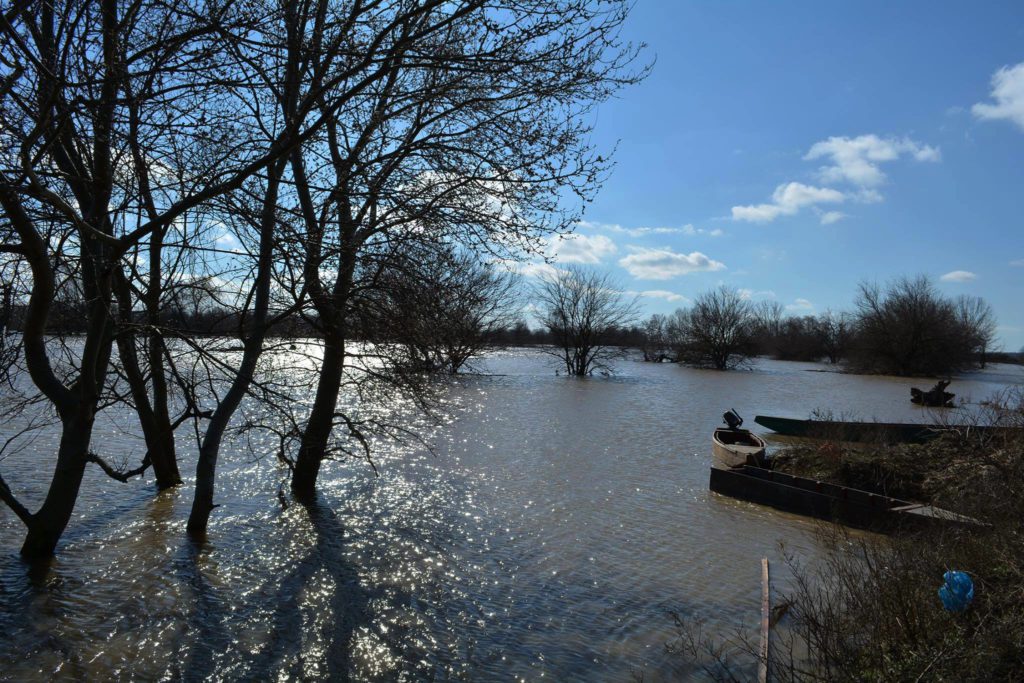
[674,286,756,370]
[536,267,639,376]
[850,276,991,376]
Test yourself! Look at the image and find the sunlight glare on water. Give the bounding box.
[1,348,1021,680]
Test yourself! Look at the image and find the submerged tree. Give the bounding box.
[273,0,647,499]
[955,295,998,368]
[379,248,519,375]
[850,276,994,376]
[536,266,639,376]
[0,0,279,557]
[0,0,647,551]
[818,310,854,364]
[673,286,756,370]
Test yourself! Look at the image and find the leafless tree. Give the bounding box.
[818,310,854,364]
[0,0,457,552]
[673,286,756,370]
[272,0,647,498]
[0,0,647,549]
[955,295,998,368]
[0,0,280,557]
[850,276,994,376]
[640,313,672,362]
[379,247,520,375]
[751,299,785,356]
[536,266,639,376]
[185,0,485,535]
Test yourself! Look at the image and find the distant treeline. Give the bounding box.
[2,275,1007,377]
[498,276,1004,377]
[633,276,1002,375]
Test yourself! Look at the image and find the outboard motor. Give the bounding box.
[723,409,743,430]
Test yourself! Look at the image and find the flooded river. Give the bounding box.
[1,350,1021,681]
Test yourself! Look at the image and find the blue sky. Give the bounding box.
[538,1,1024,349]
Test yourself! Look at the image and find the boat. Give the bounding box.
[712,409,768,468]
[713,427,767,468]
[709,465,980,532]
[753,415,1015,445]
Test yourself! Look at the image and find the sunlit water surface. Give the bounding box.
[1,350,1021,681]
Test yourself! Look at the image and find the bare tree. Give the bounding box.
[640,313,671,362]
[536,266,639,376]
[818,310,853,364]
[751,299,785,357]
[674,286,756,370]
[272,0,647,498]
[0,0,278,557]
[850,276,994,376]
[955,295,998,368]
[0,0,456,552]
[380,247,519,374]
[185,0,480,535]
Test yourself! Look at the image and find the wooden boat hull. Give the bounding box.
[712,428,767,468]
[709,465,978,532]
[753,415,1015,444]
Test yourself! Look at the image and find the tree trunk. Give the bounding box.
[147,423,181,489]
[112,273,182,489]
[20,413,92,559]
[186,162,284,537]
[291,335,345,498]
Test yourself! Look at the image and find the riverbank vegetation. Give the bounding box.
[676,390,1024,681]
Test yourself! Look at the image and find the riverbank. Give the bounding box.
[748,398,1024,680]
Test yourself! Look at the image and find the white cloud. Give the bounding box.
[495,260,563,279]
[678,224,726,237]
[972,62,1024,130]
[1011,259,1024,267]
[214,230,245,253]
[618,247,726,280]
[519,262,563,279]
[578,221,725,238]
[804,134,940,187]
[785,298,815,312]
[547,233,617,264]
[854,188,884,204]
[639,289,688,303]
[732,182,845,223]
[738,288,777,300]
[819,210,847,225]
[940,270,977,283]
[622,288,688,301]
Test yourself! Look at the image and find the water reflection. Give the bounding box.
[0,351,1020,680]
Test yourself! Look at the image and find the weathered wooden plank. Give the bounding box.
[759,557,770,683]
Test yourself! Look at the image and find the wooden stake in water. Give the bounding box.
[759,557,770,683]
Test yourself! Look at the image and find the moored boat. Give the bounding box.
[708,465,980,532]
[753,415,1016,444]
[712,427,767,468]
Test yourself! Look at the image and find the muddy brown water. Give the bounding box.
[1,349,1020,680]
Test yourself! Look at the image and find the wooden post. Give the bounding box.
[759,557,770,683]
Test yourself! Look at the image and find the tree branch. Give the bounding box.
[0,471,33,525]
[86,451,151,483]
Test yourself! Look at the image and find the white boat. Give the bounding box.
[712,427,767,469]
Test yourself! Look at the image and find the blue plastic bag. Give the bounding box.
[938,570,974,612]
